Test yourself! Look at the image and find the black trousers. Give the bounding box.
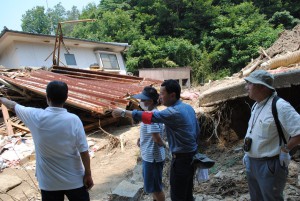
[41,186,90,201]
[170,155,195,201]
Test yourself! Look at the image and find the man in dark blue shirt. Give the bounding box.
[112,79,200,201]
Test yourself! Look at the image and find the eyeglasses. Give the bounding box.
[140,99,147,102]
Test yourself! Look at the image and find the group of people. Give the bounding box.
[0,69,299,201]
[112,80,200,201]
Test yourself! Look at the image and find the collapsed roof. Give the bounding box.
[0,66,162,115]
[199,25,300,107]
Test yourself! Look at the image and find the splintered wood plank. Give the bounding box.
[84,118,118,132]
[10,122,30,132]
[1,104,14,135]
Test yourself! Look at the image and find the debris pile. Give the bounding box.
[196,25,300,141]
[0,67,162,171]
[240,24,300,77]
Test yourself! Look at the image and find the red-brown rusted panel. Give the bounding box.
[0,69,162,115]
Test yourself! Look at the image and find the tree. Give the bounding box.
[95,9,142,43]
[269,11,300,29]
[251,0,287,19]
[70,3,100,40]
[62,6,80,36]
[203,2,282,73]
[47,3,67,34]
[126,37,200,73]
[22,3,80,35]
[21,6,51,34]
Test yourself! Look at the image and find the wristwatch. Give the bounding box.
[120,109,126,118]
[282,144,290,153]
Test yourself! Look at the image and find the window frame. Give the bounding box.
[64,53,77,66]
[95,51,120,70]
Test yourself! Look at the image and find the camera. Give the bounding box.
[243,137,252,152]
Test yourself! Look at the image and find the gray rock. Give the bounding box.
[130,164,143,183]
[214,171,225,178]
[111,180,143,201]
[0,175,22,193]
[194,195,204,201]
[238,194,250,201]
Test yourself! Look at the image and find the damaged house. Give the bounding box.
[0,28,162,127]
[0,28,129,75]
[0,28,162,170]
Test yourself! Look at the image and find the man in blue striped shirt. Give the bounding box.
[113,80,200,201]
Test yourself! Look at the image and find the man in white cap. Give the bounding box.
[243,70,300,201]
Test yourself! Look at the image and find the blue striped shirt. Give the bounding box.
[140,110,165,162]
[133,100,200,154]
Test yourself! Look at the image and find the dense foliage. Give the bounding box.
[21,0,299,83]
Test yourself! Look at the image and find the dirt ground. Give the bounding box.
[1,118,299,201]
[0,123,141,201]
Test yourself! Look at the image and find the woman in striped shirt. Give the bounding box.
[133,86,166,201]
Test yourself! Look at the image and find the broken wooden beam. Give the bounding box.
[1,104,14,135]
[84,117,118,132]
[10,122,30,132]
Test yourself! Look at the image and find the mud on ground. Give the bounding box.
[0,122,299,201]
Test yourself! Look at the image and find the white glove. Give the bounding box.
[279,151,291,167]
[242,154,248,166]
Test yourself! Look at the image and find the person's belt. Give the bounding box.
[249,155,279,161]
[172,151,196,159]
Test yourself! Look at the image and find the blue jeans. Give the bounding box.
[245,156,288,201]
[41,186,90,201]
[170,156,195,201]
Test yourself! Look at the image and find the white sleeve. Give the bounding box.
[277,99,300,137]
[75,117,89,153]
[15,104,36,128]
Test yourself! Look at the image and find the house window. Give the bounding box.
[64,54,77,65]
[100,53,119,70]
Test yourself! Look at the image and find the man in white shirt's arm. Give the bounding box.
[0,81,93,201]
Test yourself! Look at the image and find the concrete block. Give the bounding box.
[0,175,22,193]
[111,180,143,201]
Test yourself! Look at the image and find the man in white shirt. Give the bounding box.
[0,81,93,201]
[243,70,300,201]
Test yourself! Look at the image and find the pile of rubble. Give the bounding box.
[0,66,162,171]
[195,25,300,141]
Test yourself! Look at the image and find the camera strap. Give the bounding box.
[249,96,271,133]
[271,96,287,146]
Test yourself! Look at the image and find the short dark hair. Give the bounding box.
[143,86,159,104]
[161,79,181,100]
[46,81,68,105]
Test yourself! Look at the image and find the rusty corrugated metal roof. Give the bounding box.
[0,69,162,114]
[51,66,160,84]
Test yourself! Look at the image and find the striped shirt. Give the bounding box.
[133,100,199,153]
[140,109,165,162]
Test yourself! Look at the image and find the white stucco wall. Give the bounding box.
[14,41,54,68]
[0,42,20,68]
[0,41,127,74]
